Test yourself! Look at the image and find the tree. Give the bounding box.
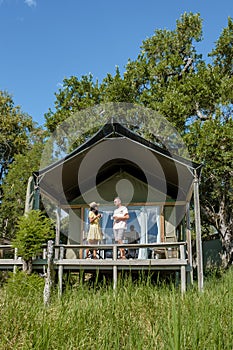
[124,13,233,264]
[0,143,44,238]
[185,18,233,265]
[125,12,204,131]
[43,13,233,264]
[0,91,38,196]
[186,116,233,266]
[45,75,103,133]
[12,210,55,274]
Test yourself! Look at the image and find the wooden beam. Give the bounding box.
[186,202,193,285]
[13,248,18,274]
[180,244,186,294]
[55,206,61,260]
[160,209,165,242]
[80,207,84,259]
[43,240,54,306]
[193,175,204,292]
[58,246,64,297]
[60,201,187,209]
[113,245,117,290]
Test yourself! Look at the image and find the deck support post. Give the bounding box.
[113,245,117,290]
[55,206,61,260]
[193,174,204,292]
[43,247,47,275]
[58,246,64,297]
[186,202,193,285]
[13,248,18,274]
[180,244,186,294]
[43,240,54,306]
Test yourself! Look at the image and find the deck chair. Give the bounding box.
[165,230,179,259]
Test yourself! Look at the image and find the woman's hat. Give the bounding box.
[89,201,99,208]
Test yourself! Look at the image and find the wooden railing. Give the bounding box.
[0,242,188,297]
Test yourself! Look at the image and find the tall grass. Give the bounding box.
[0,269,232,350]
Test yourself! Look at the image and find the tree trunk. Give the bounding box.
[202,197,233,267]
[218,198,233,267]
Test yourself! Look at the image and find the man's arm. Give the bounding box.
[113,213,129,221]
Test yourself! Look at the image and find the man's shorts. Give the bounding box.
[114,229,125,242]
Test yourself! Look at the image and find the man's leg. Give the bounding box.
[118,230,126,258]
[114,230,125,259]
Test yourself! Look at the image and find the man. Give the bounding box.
[113,197,129,259]
[127,225,140,259]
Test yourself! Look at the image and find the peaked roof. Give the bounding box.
[34,120,202,204]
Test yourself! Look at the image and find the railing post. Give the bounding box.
[193,174,204,292]
[44,240,54,306]
[186,202,193,285]
[13,248,18,274]
[58,246,64,297]
[43,247,47,275]
[113,245,117,290]
[180,244,186,295]
[55,207,61,260]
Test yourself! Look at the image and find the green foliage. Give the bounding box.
[125,13,203,131]
[0,91,39,190]
[45,74,103,133]
[0,90,45,239]
[12,210,55,262]
[0,270,233,349]
[4,271,44,299]
[0,143,44,238]
[43,13,233,256]
[2,12,229,262]
[209,17,233,76]
[185,116,233,255]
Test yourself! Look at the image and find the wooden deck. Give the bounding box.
[0,242,190,293]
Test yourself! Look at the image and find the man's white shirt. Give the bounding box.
[113,206,128,230]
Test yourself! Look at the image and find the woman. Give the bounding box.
[86,202,102,259]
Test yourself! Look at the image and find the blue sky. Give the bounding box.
[0,0,232,126]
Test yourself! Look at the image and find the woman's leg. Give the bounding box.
[92,239,98,258]
[88,239,98,258]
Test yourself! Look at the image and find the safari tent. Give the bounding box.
[32,120,203,291]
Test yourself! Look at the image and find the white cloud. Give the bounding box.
[24,0,37,7]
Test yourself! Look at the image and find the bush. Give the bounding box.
[12,210,55,273]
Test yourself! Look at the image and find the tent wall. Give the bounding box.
[71,172,171,205]
[164,206,177,241]
[66,208,82,259]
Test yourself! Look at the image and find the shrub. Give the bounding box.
[12,210,55,274]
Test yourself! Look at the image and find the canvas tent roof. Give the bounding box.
[33,120,202,205]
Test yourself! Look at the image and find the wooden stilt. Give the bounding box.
[58,246,64,297]
[13,248,18,274]
[55,206,61,260]
[44,240,54,306]
[186,202,193,285]
[193,174,204,292]
[113,245,117,290]
[180,244,186,294]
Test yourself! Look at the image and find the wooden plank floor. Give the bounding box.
[0,257,188,271]
[55,258,187,271]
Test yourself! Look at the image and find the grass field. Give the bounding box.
[0,269,232,350]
